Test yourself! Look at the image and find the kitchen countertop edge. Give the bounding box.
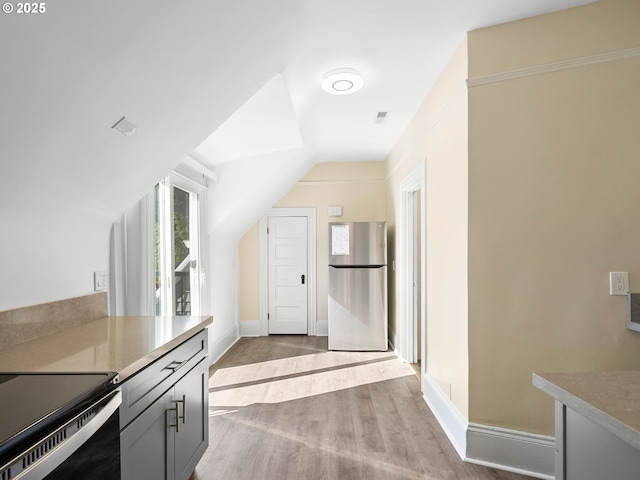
[0,315,213,382]
[117,316,212,382]
[533,372,640,451]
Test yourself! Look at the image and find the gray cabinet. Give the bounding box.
[174,359,209,480]
[555,402,640,480]
[534,372,640,480]
[120,330,209,480]
[121,389,173,480]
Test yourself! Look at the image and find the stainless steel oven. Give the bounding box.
[0,372,121,480]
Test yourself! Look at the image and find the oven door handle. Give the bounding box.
[11,389,122,480]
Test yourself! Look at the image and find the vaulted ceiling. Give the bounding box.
[0,0,595,233]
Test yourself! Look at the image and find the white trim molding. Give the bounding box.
[208,324,240,366]
[422,372,468,459]
[467,46,640,88]
[259,208,317,336]
[297,179,384,186]
[466,424,555,480]
[239,319,261,337]
[399,161,427,369]
[421,371,555,479]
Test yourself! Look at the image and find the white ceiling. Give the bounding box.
[193,74,303,166]
[192,0,596,169]
[0,0,595,230]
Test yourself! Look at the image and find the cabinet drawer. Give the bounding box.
[120,329,208,428]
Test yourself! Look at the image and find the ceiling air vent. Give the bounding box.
[375,111,388,124]
[111,116,137,137]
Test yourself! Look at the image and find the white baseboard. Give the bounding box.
[388,325,397,352]
[240,319,261,337]
[466,424,554,480]
[393,349,408,364]
[421,372,468,459]
[421,372,554,479]
[316,319,328,336]
[240,319,328,336]
[208,325,240,365]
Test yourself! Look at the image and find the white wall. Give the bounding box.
[207,234,241,363]
[204,147,317,361]
[0,205,112,311]
[0,1,304,313]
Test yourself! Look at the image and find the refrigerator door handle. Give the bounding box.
[301,274,305,284]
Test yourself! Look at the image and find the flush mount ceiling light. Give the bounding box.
[321,68,364,96]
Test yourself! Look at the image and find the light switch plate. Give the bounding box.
[609,272,629,296]
[94,271,108,291]
[328,206,343,217]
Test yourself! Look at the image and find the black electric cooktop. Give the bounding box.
[0,372,118,466]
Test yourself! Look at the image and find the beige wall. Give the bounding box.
[239,223,260,321]
[468,0,639,77]
[467,0,640,434]
[238,162,386,324]
[385,40,470,418]
[238,0,640,439]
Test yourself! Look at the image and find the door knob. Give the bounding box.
[301,274,305,284]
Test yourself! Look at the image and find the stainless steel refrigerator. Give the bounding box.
[328,221,388,351]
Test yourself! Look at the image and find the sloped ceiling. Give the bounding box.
[0,0,596,226]
[193,75,303,166]
[0,0,305,221]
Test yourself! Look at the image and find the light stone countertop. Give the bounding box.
[533,371,640,451]
[0,315,212,381]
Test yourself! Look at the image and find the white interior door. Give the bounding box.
[268,216,308,334]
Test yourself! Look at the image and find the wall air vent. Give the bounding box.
[375,111,388,124]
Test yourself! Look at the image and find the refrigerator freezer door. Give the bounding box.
[328,265,388,351]
[329,222,386,266]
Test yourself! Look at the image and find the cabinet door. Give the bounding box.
[173,359,209,480]
[121,389,175,480]
[563,406,640,480]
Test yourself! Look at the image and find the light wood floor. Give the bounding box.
[193,335,534,480]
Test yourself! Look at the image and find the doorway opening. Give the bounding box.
[400,161,426,380]
[411,188,422,378]
[155,174,204,316]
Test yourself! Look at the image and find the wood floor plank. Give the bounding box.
[195,335,535,480]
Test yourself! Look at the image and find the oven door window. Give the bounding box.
[45,409,120,480]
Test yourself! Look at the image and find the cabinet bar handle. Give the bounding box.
[167,405,180,432]
[175,395,186,426]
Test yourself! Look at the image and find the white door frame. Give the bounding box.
[156,172,206,317]
[259,208,317,336]
[399,161,426,371]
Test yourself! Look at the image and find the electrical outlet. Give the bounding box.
[609,272,629,296]
[94,271,108,291]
